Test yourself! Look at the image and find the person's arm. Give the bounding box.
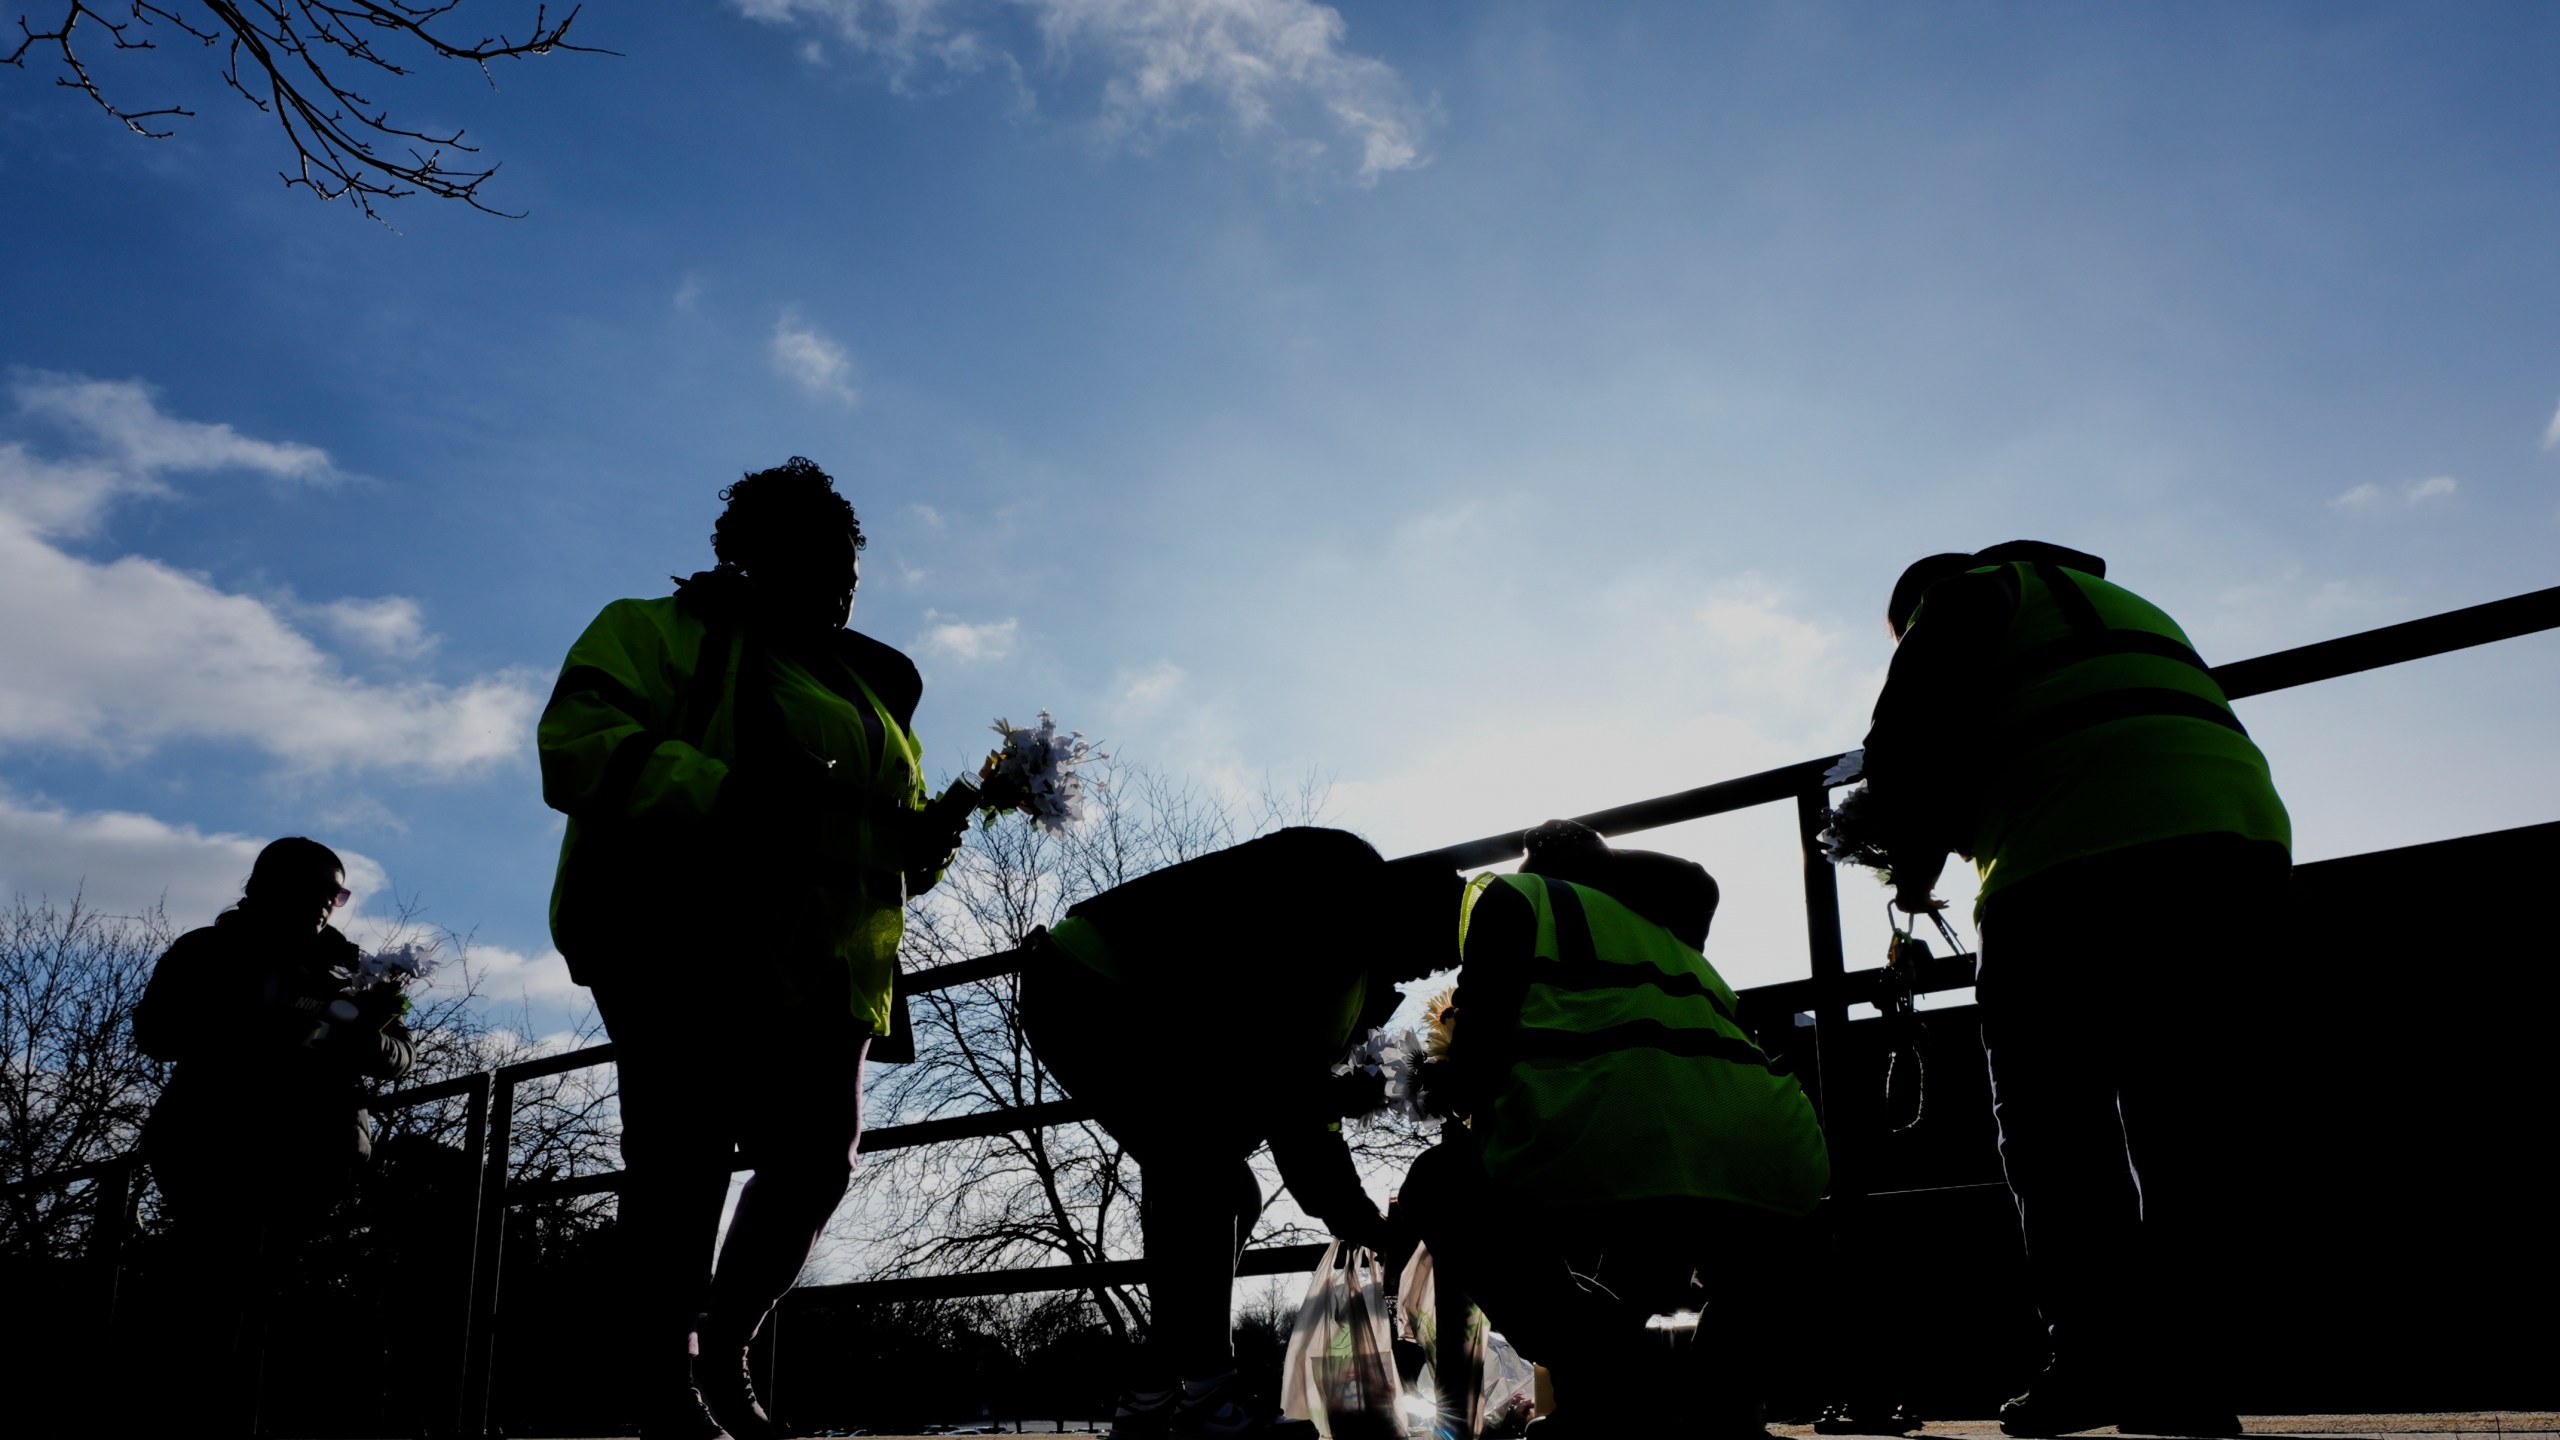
[131,932,209,1064]
[1268,1120,1389,1251]
[539,600,734,828]
[1441,878,1535,1117]
[1860,569,2014,909]
[366,1015,417,1083]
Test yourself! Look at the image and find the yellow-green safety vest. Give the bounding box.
[1462,872,1830,1216]
[540,592,926,1034]
[1938,562,2290,903]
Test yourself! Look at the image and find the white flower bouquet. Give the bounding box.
[923,711,1108,837]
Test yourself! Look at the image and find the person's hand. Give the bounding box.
[352,983,409,1028]
[1893,882,1947,915]
[1336,1205,1402,1262]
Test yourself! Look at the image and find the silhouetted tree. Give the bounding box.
[0,893,171,1259]
[3,1,605,218]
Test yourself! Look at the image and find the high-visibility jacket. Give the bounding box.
[1461,872,1829,1216]
[1937,561,2290,902]
[539,570,928,1033]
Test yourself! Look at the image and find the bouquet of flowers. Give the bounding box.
[350,941,449,1020]
[1344,1025,1432,1122]
[924,711,1108,836]
[1816,781,1894,880]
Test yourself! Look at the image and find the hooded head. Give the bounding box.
[1886,541,2109,639]
[1518,819,1720,952]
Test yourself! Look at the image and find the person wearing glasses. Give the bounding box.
[134,834,415,1434]
[539,458,968,1440]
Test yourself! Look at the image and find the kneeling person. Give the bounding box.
[1018,826,1461,1439]
[1402,821,1829,1440]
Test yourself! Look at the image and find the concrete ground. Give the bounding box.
[1767,1420,2560,1440]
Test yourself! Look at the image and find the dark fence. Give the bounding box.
[8,583,2556,1433]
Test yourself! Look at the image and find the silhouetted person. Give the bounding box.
[1859,542,2291,1437]
[1016,826,1461,1440]
[134,835,415,1437]
[540,458,969,1440]
[1398,821,1829,1440]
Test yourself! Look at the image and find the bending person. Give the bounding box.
[1017,826,1461,1440]
[1858,541,2290,1437]
[135,836,415,1436]
[1400,820,1829,1440]
[539,458,967,1440]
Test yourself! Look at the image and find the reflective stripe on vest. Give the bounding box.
[1963,562,2290,902]
[1463,873,1830,1216]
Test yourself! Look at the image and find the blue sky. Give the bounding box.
[4,0,2557,1039]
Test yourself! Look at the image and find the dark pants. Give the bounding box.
[1398,1137,1798,1429]
[1019,944,1263,1383]
[146,1136,353,1436]
[1975,834,2289,1397]
[593,968,871,1392]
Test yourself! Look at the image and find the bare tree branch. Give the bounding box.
[4,1,609,220]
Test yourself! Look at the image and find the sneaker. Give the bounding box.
[637,1384,734,1440]
[1114,1384,1178,1440]
[698,1344,784,1440]
[1815,1399,1922,1435]
[1169,1372,1311,1440]
[1998,1379,2118,1438]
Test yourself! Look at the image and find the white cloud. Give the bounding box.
[905,502,947,530]
[771,311,861,406]
[0,790,390,927]
[1115,659,1186,711]
[12,372,337,494]
[673,273,705,312]
[2544,398,2560,452]
[919,610,1021,661]
[314,595,437,659]
[2333,476,2457,512]
[458,942,585,1007]
[731,0,1433,183]
[0,379,542,776]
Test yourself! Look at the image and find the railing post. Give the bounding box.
[84,1156,138,1329]
[1795,787,1861,1197]
[449,1070,495,1437]
[459,1071,517,1436]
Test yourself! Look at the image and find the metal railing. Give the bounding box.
[9,581,2555,1436]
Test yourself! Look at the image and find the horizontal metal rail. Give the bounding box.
[793,1242,1333,1307]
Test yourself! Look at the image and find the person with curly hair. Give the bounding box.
[539,458,969,1440]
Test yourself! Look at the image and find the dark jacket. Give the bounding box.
[1051,826,1398,1242]
[136,912,416,1167]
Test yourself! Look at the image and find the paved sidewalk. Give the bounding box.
[1770,1417,2560,1440]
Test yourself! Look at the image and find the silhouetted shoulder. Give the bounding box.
[840,628,924,728]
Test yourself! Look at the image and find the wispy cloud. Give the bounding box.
[0,376,541,776]
[2333,475,2456,511]
[771,310,861,406]
[2544,397,2560,452]
[919,610,1021,662]
[0,789,392,926]
[673,273,704,312]
[11,372,338,486]
[314,595,438,659]
[730,0,1434,184]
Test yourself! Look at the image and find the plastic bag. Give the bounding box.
[1396,1245,1537,1439]
[1281,1240,1406,1440]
